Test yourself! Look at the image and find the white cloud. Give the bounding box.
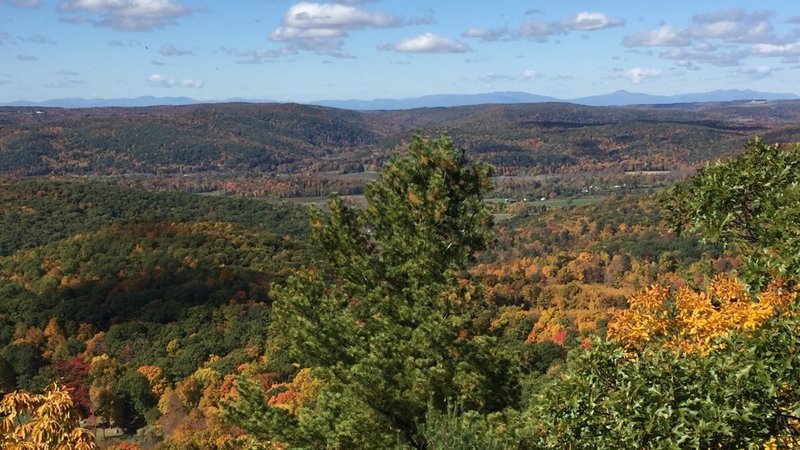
[738,65,772,79]
[461,27,508,42]
[626,67,664,84]
[391,33,469,53]
[565,11,624,31]
[513,10,621,42]
[689,9,774,43]
[517,20,565,42]
[59,0,195,31]
[267,2,403,57]
[622,9,785,54]
[160,44,193,56]
[623,25,691,47]
[521,69,539,79]
[148,74,203,88]
[660,47,748,67]
[281,2,400,29]
[272,26,347,41]
[17,54,37,61]
[752,42,800,57]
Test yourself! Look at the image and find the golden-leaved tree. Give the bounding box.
[608,275,796,354]
[1,383,97,450]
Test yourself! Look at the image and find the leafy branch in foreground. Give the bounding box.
[665,137,800,289]
[1,383,97,450]
[532,138,800,449]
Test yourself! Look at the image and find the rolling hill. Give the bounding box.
[2,100,800,184]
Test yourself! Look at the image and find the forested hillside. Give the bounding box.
[1,103,799,449]
[3,101,800,187]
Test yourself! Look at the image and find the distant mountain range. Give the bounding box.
[4,95,201,108]
[311,92,560,110]
[571,89,799,107]
[3,89,798,109]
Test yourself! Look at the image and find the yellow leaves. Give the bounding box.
[607,284,672,348]
[764,434,799,450]
[527,308,568,345]
[490,306,533,332]
[138,365,168,398]
[0,383,97,449]
[266,368,324,414]
[608,276,797,355]
[407,190,422,207]
[288,368,323,411]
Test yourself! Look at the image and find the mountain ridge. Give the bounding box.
[3,89,797,110]
[3,100,800,181]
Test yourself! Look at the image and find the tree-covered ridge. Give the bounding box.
[0,180,313,442]
[0,103,379,176]
[3,101,800,185]
[0,179,308,255]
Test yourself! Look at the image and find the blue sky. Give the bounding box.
[1,0,799,102]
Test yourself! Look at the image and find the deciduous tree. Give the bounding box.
[0,383,97,449]
[666,137,800,288]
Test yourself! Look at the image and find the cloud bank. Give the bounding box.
[148,74,203,88]
[59,0,196,32]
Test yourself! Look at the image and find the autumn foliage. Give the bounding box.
[608,275,796,354]
[0,383,97,449]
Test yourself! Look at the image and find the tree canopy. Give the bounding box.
[666,137,800,288]
[226,135,526,449]
[532,138,800,448]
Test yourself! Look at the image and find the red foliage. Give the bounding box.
[66,381,91,416]
[53,356,91,415]
[54,356,89,380]
[268,389,298,407]
[108,444,141,450]
[552,330,568,346]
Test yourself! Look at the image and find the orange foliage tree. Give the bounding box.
[608,275,796,354]
[1,383,97,449]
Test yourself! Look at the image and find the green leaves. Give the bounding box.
[531,139,800,448]
[665,137,800,289]
[361,134,494,282]
[230,135,508,448]
[532,310,800,449]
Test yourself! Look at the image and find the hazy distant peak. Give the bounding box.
[3,89,797,109]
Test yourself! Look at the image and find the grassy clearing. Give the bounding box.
[539,194,606,208]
